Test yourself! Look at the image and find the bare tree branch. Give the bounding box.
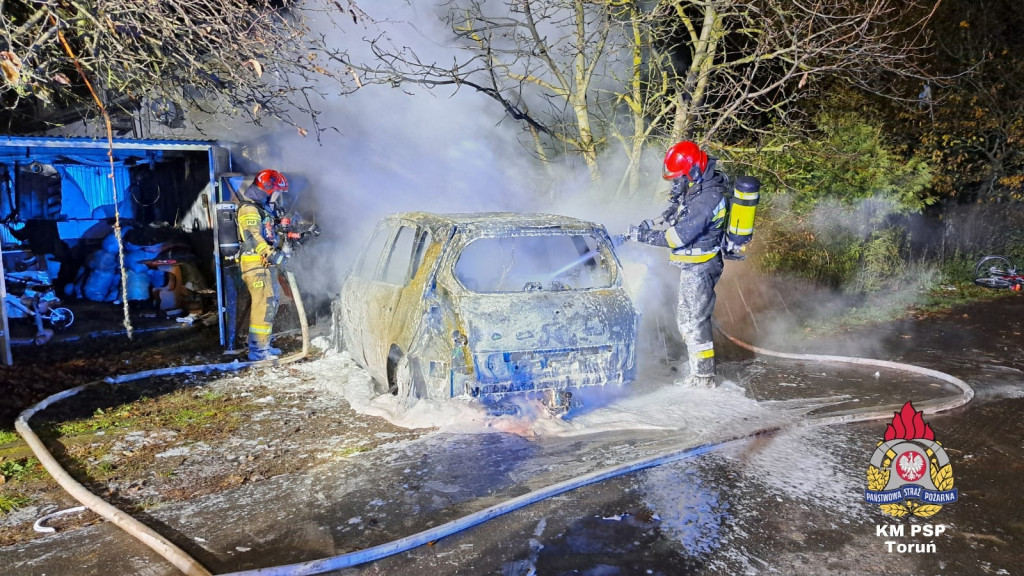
[1,0,368,134]
[341,0,939,193]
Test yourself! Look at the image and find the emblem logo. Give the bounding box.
[865,401,958,518]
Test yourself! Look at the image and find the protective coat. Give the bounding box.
[236,185,280,357]
[640,159,730,381]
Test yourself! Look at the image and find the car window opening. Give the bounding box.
[455,234,614,293]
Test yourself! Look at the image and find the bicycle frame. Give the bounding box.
[974,255,1024,291]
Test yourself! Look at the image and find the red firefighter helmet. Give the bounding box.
[663,141,708,181]
[254,169,289,195]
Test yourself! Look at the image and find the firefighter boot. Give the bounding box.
[674,371,717,389]
[247,333,280,362]
[267,339,282,356]
[683,374,717,389]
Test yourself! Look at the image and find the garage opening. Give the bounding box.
[0,136,232,365]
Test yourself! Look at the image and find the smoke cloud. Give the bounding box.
[219,1,678,324]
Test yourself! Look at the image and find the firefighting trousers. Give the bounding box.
[240,260,280,348]
[675,255,723,378]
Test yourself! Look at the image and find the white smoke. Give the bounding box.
[216,1,680,326]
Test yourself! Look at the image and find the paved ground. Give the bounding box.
[2,285,1022,576]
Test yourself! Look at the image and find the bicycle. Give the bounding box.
[973,255,1024,291]
[4,270,75,344]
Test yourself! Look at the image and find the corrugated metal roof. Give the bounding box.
[0,135,221,152]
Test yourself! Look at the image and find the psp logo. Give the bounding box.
[865,402,958,518]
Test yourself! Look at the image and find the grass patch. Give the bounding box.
[808,290,921,335]
[52,404,137,436]
[911,253,1018,314]
[92,461,117,477]
[170,407,222,427]
[0,492,31,514]
[336,445,370,458]
[0,429,20,446]
[0,457,44,484]
[797,263,1017,336]
[36,384,265,485]
[199,390,225,402]
[912,281,1014,315]
[43,386,252,442]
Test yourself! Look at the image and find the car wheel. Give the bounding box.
[388,348,425,399]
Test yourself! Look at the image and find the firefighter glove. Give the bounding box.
[627,220,658,244]
[266,249,287,267]
[636,227,661,245]
[661,203,681,226]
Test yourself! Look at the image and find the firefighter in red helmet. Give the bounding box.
[628,141,731,388]
[237,169,289,361]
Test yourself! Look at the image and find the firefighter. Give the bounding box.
[629,141,730,388]
[237,169,288,361]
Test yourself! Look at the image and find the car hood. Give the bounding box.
[457,288,637,353]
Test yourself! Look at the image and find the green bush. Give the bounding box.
[850,227,908,293]
[757,224,863,288]
[727,95,934,294]
[739,100,935,216]
[936,251,978,286]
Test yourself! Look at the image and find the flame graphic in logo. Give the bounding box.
[884,401,935,441]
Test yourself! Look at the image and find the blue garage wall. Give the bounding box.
[54,164,132,240]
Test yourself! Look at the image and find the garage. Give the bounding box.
[0,136,235,365]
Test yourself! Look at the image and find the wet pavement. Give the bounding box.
[3,285,1023,575]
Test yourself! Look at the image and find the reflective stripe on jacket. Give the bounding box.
[237,201,272,260]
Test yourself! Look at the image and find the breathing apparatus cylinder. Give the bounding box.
[727,176,761,250]
[216,203,240,260]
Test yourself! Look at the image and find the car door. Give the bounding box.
[341,218,397,370]
[361,221,426,382]
[388,224,438,351]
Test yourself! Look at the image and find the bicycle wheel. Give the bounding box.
[974,255,1015,281]
[48,307,74,330]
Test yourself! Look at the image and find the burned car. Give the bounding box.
[334,212,638,412]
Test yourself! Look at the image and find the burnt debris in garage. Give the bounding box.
[0,135,235,365]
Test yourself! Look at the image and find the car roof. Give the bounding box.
[390,211,605,235]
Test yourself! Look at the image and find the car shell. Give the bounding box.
[336,212,638,407]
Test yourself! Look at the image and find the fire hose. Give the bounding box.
[16,306,972,576]
[14,270,310,576]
